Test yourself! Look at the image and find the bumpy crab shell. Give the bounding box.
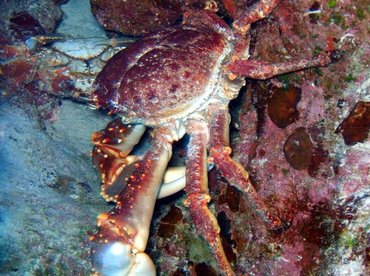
[91,11,246,125]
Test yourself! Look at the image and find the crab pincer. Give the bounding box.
[91,127,174,275]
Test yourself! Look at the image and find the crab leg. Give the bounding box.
[91,127,173,276]
[226,53,332,80]
[208,105,283,230]
[184,119,234,276]
[232,0,281,34]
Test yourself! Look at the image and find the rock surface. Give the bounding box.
[0,100,110,274]
[0,0,369,275]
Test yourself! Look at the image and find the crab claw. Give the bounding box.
[91,127,174,276]
[91,119,146,201]
[92,241,155,276]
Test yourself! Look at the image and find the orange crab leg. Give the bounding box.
[184,119,235,276]
[209,105,283,230]
[91,127,173,275]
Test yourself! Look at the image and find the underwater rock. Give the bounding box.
[90,0,181,36]
[336,101,370,146]
[0,100,110,274]
[267,85,301,129]
[0,0,61,43]
[9,11,47,40]
[283,127,313,170]
[157,205,184,238]
[90,0,216,36]
[329,187,370,275]
[0,0,368,275]
[56,0,107,40]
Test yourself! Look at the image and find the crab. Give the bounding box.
[89,1,337,275]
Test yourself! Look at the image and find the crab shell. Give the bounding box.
[91,11,247,127]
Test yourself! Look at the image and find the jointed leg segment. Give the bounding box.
[227,53,332,80]
[232,0,281,34]
[209,105,283,230]
[184,119,235,276]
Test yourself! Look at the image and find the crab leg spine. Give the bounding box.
[209,105,283,230]
[184,119,235,276]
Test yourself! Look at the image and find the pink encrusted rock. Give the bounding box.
[90,0,212,36]
[0,0,61,43]
[1,0,368,275]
